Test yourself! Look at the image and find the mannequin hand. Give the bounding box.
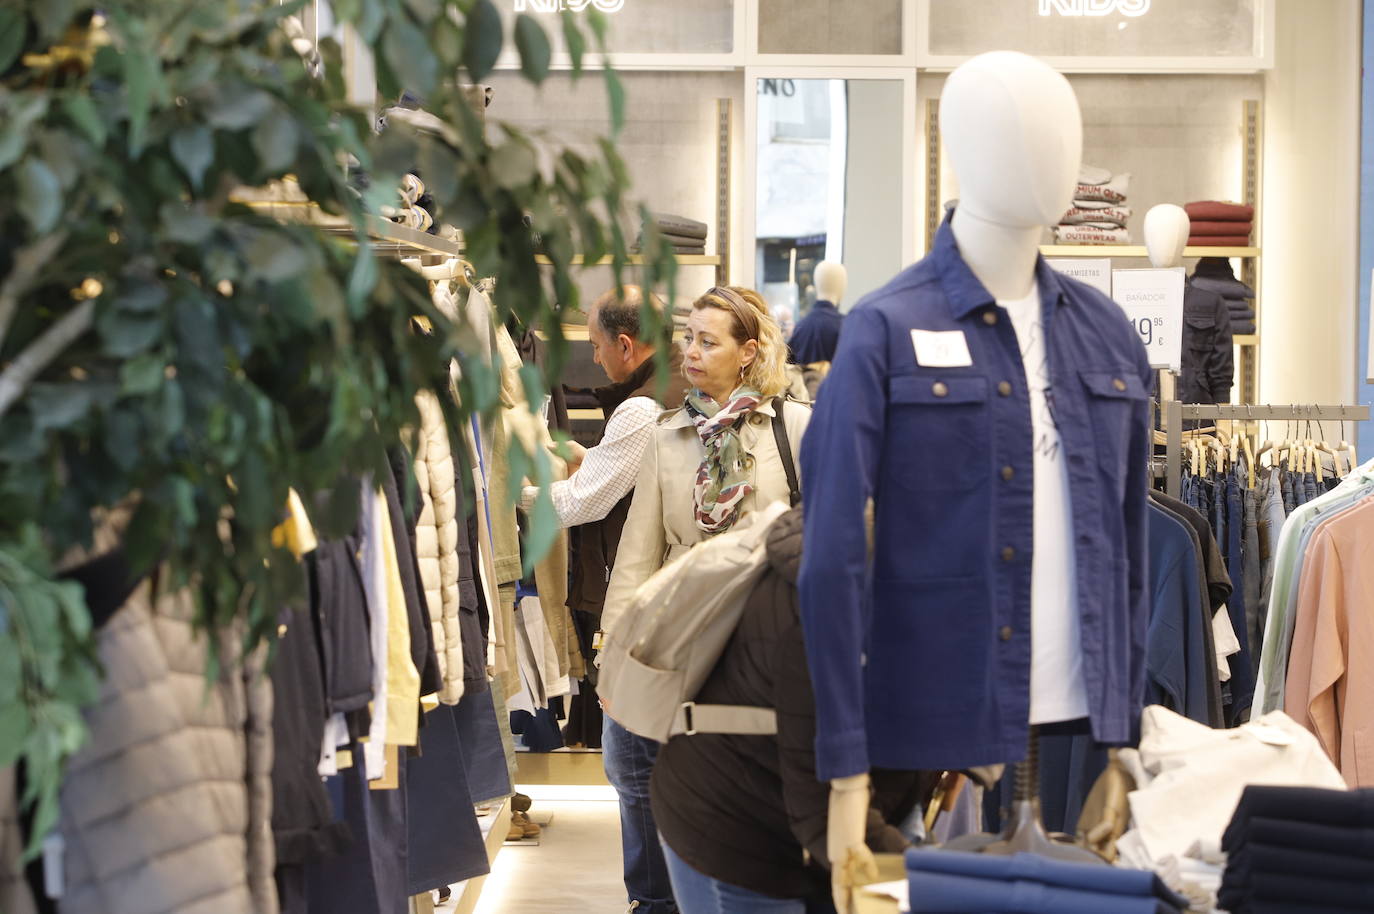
[828,774,875,914]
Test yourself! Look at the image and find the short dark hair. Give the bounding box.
[592,286,665,346]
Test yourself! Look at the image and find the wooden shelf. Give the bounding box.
[534,254,721,266]
[1040,245,1260,259]
[1234,334,1259,346]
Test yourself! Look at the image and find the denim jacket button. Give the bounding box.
[1113,378,1127,392]
[932,382,949,398]
[998,381,1012,397]
[983,311,998,326]
[999,625,1014,642]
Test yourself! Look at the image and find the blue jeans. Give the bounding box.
[603,717,676,913]
[662,841,836,914]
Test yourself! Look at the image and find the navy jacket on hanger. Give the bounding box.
[798,217,1153,780]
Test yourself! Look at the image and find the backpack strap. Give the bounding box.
[671,701,778,737]
[771,396,802,508]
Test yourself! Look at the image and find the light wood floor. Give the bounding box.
[466,800,627,914]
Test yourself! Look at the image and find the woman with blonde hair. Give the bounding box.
[597,285,811,914]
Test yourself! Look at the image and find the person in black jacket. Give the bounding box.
[650,507,935,914]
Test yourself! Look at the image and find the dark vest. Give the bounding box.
[567,349,687,616]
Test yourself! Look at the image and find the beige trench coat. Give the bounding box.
[602,397,811,637]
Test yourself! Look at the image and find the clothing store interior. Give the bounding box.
[6,1,1374,914]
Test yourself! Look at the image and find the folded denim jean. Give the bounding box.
[1226,842,1374,883]
[905,870,1183,914]
[1223,786,1374,847]
[1241,817,1374,856]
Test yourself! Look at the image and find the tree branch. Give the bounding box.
[0,299,95,419]
[0,232,69,352]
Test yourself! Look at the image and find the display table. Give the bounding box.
[854,854,906,914]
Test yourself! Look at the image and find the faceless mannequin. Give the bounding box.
[826,52,1086,913]
[814,260,848,306]
[945,51,1083,302]
[1144,204,1190,269]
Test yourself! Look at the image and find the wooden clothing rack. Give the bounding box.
[1162,401,1371,498]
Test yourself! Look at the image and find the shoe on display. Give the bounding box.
[511,792,532,813]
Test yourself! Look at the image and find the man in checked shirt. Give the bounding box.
[522,286,686,913]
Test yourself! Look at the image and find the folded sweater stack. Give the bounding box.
[1054,165,1132,245]
[1219,785,1374,914]
[1190,257,1256,335]
[1184,200,1253,247]
[634,213,708,255]
[905,848,1189,914]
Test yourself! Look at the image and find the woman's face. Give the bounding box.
[682,306,758,403]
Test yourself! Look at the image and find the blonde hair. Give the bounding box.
[692,286,789,398]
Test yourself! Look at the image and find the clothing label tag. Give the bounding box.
[910,329,973,367]
[43,833,64,898]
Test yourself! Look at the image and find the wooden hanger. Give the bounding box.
[1243,432,1257,489]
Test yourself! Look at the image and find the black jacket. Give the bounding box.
[566,349,688,617]
[1179,279,1234,406]
[651,507,934,901]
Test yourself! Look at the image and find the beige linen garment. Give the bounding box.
[1283,496,1374,787]
[602,397,811,638]
[412,389,466,704]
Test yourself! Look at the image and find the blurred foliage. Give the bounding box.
[0,0,679,852]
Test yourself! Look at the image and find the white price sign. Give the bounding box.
[1111,267,1185,371]
[1046,258,1112,297]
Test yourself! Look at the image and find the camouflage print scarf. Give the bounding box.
[684,385,763,535]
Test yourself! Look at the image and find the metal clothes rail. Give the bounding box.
[1162,401,1371,498]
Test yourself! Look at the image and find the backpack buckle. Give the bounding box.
[679,701,698,736]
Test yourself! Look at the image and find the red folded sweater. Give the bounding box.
[1185,201,1253,222]
[1187,235,1252,247]
[1189,221,1253,237]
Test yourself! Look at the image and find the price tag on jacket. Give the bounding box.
[1111,267,1185,371]
[910,329,973,367]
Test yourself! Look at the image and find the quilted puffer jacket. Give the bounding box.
[413,388,465,705]
[56,578,277,914]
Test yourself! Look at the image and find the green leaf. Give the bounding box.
[514,15,552,85]
[561,10,586,74]
[96,310,163,358]
[346,246,378,313]
[462,0,503,82]
[124,49,160,156]
[603,68,626,135]
[120,354,165,396]
[0,8,25,74]
[159,202,215,244]
[0,94,49,171]
[170,126,214,190]
[27,383,96,430]
[251,108,298,174]
[114,283,168,314]
[17,159,62,233]
[61,93,106,147]
[242,230,308,282]
[0,702,30,770]
[207,84,274,130]
[490,139,537,190]
[161,380,186,440]
[382,17,439,98]
[586,7,610,48]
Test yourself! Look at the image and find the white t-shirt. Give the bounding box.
[1000,281,1089,725]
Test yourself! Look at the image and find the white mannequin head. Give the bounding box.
[814,260,848,305]
[941,51,1083,229]
[1144,204,1190,269]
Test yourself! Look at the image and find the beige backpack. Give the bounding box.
[597,500,790,743]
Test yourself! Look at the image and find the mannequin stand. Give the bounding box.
[943,727,1106,864]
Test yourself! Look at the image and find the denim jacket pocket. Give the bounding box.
[1079,368,1148,479]
[884,374,989,491]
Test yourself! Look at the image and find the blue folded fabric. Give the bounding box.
[905,849,1187,907]
[906,870,1184,914]
[1190,274,1255,300]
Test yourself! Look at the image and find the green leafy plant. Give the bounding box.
[0,0,678,852]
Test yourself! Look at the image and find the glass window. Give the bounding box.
[925,0,1259,61]
[758,0,903,55]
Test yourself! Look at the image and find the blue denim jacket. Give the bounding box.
[798,220,1153,780]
